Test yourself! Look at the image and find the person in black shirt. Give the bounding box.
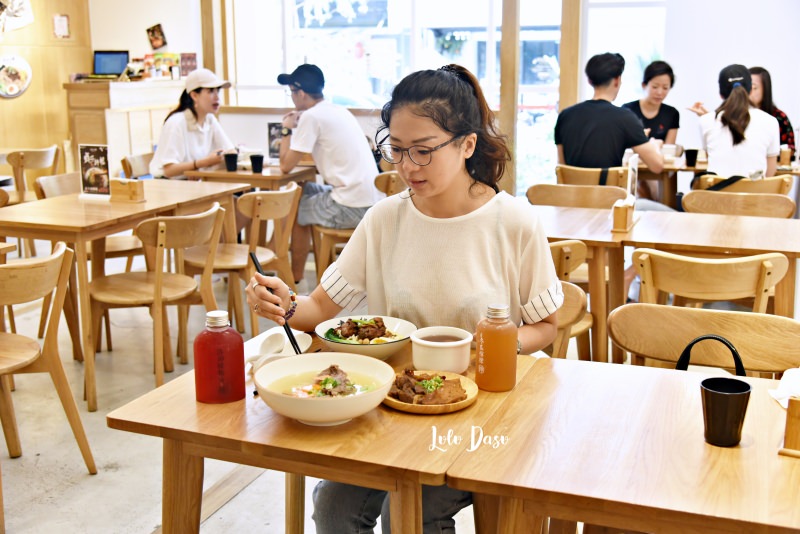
[622,60,680,143]
[555,52,663,173]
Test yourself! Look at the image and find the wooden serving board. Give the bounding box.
[382,371,478,415]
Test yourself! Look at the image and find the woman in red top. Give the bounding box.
[749,66,795,156]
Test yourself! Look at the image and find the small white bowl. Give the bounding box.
[411,326,472,374]
[254,352,394,426]
[314,315,417,361]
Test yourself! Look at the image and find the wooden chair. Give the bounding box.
[633,248,788,313]
[548,240,592,360]
[121,152,155,179]
[609,303,800,374]
[555,164,628,188]
[692,174,793,194]
[312,225,355,283]
[526,183,627,208]
[374,170,406,196]
[89,204,225,387]
[6,145,61,257]
[681,190,796,218]
[550,281,588,359]
[184,182,301,337]
[0,242,96,475]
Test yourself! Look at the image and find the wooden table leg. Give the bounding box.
[661,171,678,209]
[496,497,544,534]
[774,257,796,318]
[389,479,423,534]
[74,241,98,411]
[607,247,626,364]
[587,246,608,363]
[285,473,305,534]
[162,439,203,533]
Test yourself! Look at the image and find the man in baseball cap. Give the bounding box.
[277,64,325,95]
[275,63,383,289]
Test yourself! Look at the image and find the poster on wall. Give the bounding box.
[53,13,69,38]
[0,0,34,33]
[268,123,283,159]
[147,23,167,50]
[0,55,32,98]
[79,145,110,195]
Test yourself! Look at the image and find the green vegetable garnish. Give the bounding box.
[319,377,339,390]
[419,376,444,393]
[324,328,348,342]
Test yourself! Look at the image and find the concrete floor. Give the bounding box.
[2,248,479,533]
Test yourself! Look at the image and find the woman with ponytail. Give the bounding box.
[150,68,235,178]
[698,64,779,177]
[246,65,562,532]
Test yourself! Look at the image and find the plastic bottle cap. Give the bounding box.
[206,310,229,327]
[486,304,510,319]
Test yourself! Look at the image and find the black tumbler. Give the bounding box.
[700,377,751,447]
[224,153,238,172]
[250,154,264,174]
[684,149,699,168]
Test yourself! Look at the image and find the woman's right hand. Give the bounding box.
[247,273,292,325]
[687,102,709,116]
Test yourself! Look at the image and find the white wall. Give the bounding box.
[661,0,800,150]
[88,0,203,64]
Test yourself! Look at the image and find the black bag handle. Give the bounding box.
[707,175,746,191]
[675,334,746,376]
[599,167,609,186]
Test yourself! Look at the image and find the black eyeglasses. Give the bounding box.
[377,135,463,166]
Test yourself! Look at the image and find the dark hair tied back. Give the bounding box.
[377,64,511,191]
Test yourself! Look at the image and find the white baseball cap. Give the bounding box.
[185,68,231,93]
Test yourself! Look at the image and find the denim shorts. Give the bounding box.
[296,182,369,228]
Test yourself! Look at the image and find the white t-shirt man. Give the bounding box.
[290,100,383,208]
[150,109,234,178]
[700,108,780,177]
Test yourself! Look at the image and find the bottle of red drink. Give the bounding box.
[194,310,245,403]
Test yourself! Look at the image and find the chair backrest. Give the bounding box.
[692,174,793,194]
[121,153,155,179]
[374,171,406,196]
[548,239,588,281]
[551,281,587,359]
[527,183,627,209]
[0,189,8,208]
[6,145,61,193]
[608,303,800,374]
[135,204,226,307]
[237,182,302,257]
[34,172,82,200]
[632,247,789,313]
[555,164,628,188]
[681,190,796,218]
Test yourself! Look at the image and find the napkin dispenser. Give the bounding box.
[110,178,145,203]
[779,396,800,458]
[611,195,636,233]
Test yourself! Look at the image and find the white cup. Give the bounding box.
[411,326,472,374]
[661,144,678,158]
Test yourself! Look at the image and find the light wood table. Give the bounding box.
[186,165,316,191]
[107,341,541,533]
[447,358,800,533]
[0,180,250,411]
[532,205,626,363]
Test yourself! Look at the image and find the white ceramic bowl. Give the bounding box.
[411,326,472,373]
[314,315,417,361]
[253,352,394,426]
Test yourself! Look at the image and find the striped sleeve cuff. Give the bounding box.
[320,263,367,311]
[521,280,564,324]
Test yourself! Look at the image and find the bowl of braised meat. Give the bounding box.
[254,352,394,425]
[315,315,417,360]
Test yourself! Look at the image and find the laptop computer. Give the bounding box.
[87,51,129,80]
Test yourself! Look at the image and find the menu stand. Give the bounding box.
[110,178,146,203]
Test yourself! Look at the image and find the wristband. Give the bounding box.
[285,289,297,321]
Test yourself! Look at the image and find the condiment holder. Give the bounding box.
[611,196,636,233]
[109,178,145,203]
[778,396,800,459]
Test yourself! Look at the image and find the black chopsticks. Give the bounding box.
[249,252,303,355]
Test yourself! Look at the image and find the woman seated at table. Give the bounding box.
[749,66,795,158]
[689,64,779,178]
[623,60,680,200]
[247,64,562,533]
[150,68,235,179]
